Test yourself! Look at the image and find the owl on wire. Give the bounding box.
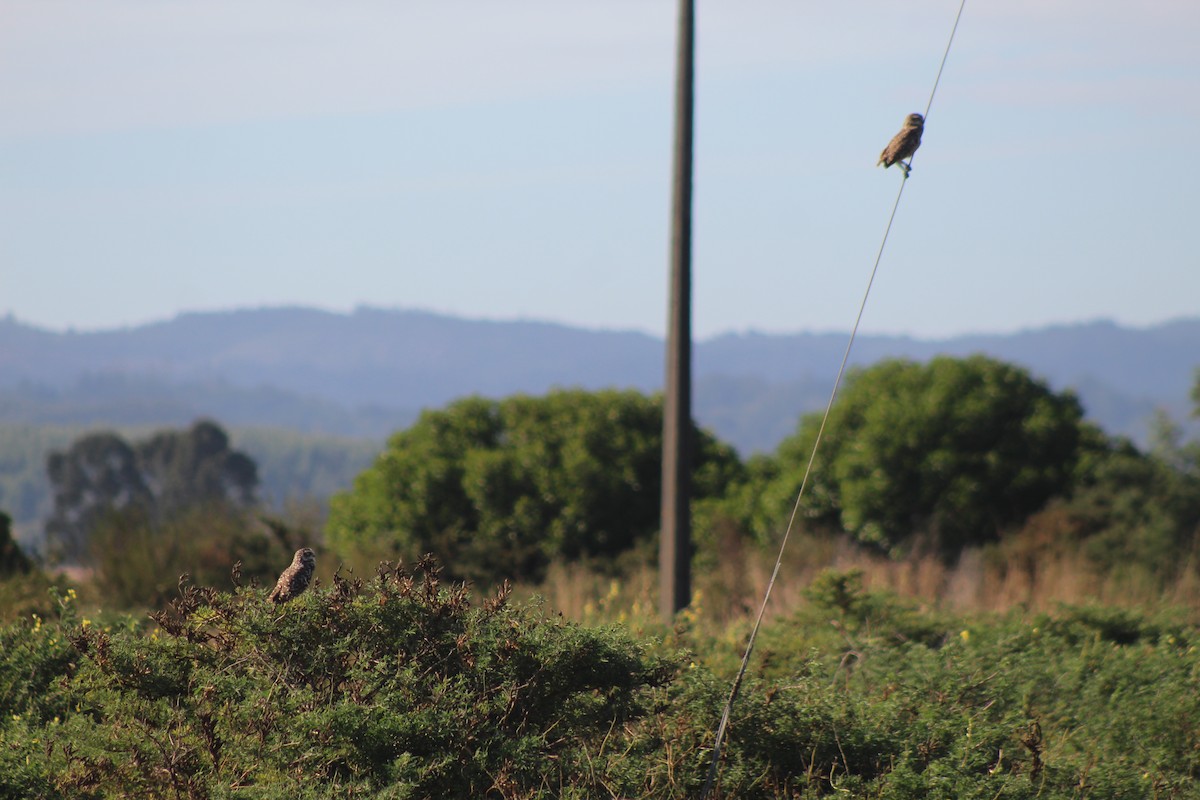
[877,113,924,178]
[268,547,316,603]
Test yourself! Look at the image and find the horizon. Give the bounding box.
[2,297,1196,462]
[4,302,1198,344]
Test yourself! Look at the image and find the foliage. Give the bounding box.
[44,420,259,563]
[0,512,30,577]
[86,504,295,609]
[327,389,744,585]
[6,567,1200,798]
[0,570,70,627]
[755,356,1087,554]
[0,422,381,565]
[1039,426,1200,578]
[1,559,673,799]
[658,570,1200,799]
[0,510,54,625]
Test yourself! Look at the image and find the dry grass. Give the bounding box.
[517,529,1200,630]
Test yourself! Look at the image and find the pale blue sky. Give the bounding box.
[1,0,1197,339]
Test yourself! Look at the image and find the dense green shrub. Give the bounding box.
[991,425,1200,586]
[1070,429,1200,576]
[653,571,1200,798]
[6,565,1200,798]
[327,389,743,585]
[2,559,673,799]
[754,356,1087,554]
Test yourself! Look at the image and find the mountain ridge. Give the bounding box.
[2,307,1196,452]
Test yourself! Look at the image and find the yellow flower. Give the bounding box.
[959,629,970,643]
[81,619,92,629]
[67,588,78,601]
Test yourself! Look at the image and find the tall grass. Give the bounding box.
[520,530,1200,632]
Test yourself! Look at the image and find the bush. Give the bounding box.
[758,356,1087,555]
[7,567,1200,798]
[327,390,743,586]
[13,558,673,799]
[86,504,295,609]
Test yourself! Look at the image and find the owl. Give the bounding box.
[268,547,316,603]
[877,113,924,177]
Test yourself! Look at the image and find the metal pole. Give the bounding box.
[660,0,694,621]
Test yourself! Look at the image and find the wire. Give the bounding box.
[924,0,968,123]
[699,2,967,796]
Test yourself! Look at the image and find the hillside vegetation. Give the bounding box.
[3,354,1200,797]
[4,564,1200,798]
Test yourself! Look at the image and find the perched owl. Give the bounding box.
[268,547,316,604]
[877,113,924,177]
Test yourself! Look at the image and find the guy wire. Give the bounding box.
[699,1,967,796]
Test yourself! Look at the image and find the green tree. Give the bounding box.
[44,420,259,563]
[0,510,31,576]
[44,432,151,562]
[759,356,1087,553]
[137,420,257,511]
[327,389,742,584]
[1063,428,1200,577]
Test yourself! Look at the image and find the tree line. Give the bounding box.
[7,354,1200,605]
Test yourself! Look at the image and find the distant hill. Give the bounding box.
[2,307,1197,452]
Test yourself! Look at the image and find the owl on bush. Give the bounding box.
[269,547,316,603]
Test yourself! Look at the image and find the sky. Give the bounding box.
[1,0,1197,340]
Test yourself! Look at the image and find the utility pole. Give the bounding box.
[660,0,694,621]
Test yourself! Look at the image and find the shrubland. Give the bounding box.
[4,563,1200,798]
[3,358,1200,797]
